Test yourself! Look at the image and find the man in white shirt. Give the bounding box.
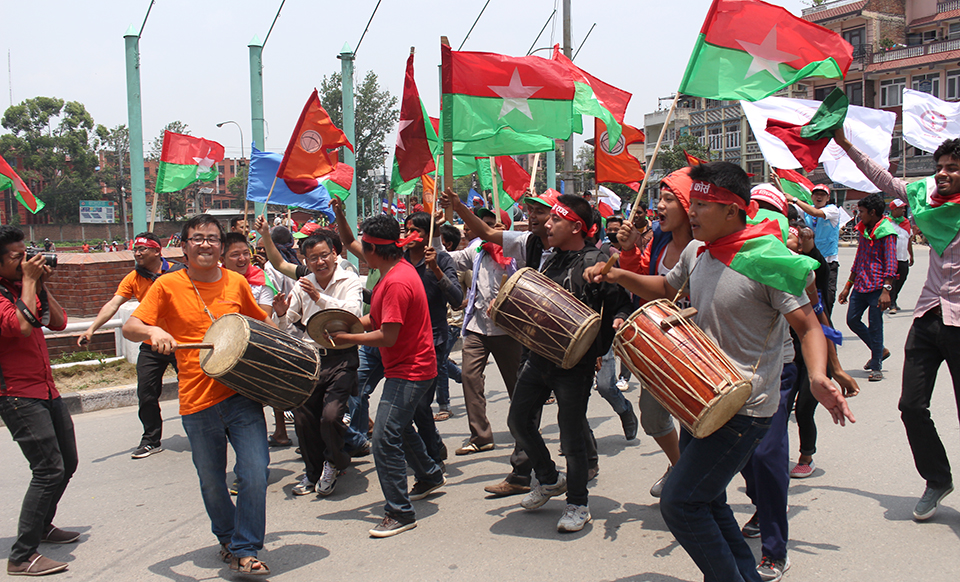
[274,230,364,498]
[790,185,842,321]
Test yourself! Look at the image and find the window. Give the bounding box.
[144,165,150,175]
[842,28,865,55]
[725,125,740,149]
[845,82,863,106]
[814,86,835,101]
[913,73,941,98]
[947,70,960,100]
[951,23,960,40]
[880,77,906,107]
[218,165,225,174]
[708,126,723,151]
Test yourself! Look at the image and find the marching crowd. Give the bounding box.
[1,129,959,581]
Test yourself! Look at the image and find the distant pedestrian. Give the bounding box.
[888,199,914,314]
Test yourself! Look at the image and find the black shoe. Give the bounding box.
[620,403,639,441]
[742,512,760,538]
[131,444,163,459]
[587,465,600,482]
[409,477,446,501]
[350,441,372,457]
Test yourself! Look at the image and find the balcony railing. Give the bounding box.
[872,38,960,63]
[940,1,960,13]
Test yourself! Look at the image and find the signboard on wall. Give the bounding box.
[79,200,116,223]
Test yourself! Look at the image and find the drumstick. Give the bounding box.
[174,343,214,350]
[324,331,337,347]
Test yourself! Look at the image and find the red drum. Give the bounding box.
[613,299,752,438]
[491,267,600,370]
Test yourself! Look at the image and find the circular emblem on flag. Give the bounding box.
[300,130,323,153]
[599,131,625,156]
[920,109,948,134]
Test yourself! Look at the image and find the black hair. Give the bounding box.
[133,231,162,246]
[270,225,293,246]
[858,193,885,217]
[223,232,248,250]
[0,225,25,258]
[934,138,960,163]
[301,231,338,255]
[229,217,244,229]
[586,207,604,245]
[319,228,343,255]
[439,224,461,249]
[689,161,751,221]
[605,215,624,228]
[360,215,404,260]
[557,194,595,238]
[786,204,799,222]
[404,211,432,234]
[180,215,225,245]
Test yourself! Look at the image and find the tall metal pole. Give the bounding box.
[562,0,574,194]
[248,36,265,218]
[547,148,557,191]
[124,25,147,233]
[339,43,358,267]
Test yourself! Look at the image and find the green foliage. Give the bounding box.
[95,124,130,216]
[658,133,711,174]
[228,166,249,207]
[1,96,101,223]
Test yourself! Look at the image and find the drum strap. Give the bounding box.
[186,271,217,324]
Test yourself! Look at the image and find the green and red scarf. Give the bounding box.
[697,220,819,296]
[905,176,960,255]
[855,216,898,242]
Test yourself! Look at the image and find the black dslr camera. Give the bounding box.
[26,250,58,268]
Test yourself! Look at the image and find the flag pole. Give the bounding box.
[528,152,540,196]
[441,36,454,225]
[261,176,278,217]
[428,154,440,243]
[489,156,503,222]
[601,92,680,275]
[148,190,159,232]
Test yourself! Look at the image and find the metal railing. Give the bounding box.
[940,1,960,14]
[872,38,960,64]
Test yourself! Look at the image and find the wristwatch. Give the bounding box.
[882,283,893,291]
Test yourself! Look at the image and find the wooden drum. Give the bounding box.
[198,313,321,410]
[613,299,752,438]
[491,267,600,370]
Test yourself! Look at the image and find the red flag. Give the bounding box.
[684,150,709,166]
[495,156,531,200]
[551,46,631,125]
[765,118,830,172]
[396,53,435,182]
[595,118,645,190]
[278,89,354,194]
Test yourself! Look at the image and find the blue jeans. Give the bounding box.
[596,347,630,415]
[373,377,443,523]
[436,327,462,408]
[741,363,797,561]
[660,414,772,582]
[0,396,78,563]
[508,358,595,506]
[410,342,449,464]
[180,394,270,559]
[344,345,384,450]
[846,288,884,371]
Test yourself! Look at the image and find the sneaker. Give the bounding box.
[131,444,163,459]
[409,476,446,501]
[913,483,955,521]
[742,512,761,538]
[616,379,629,392]
[292,475,316,496]
[557,504,592,532]
[342,413,352,426]
[789,461,816,479]
[6,553,68,576]
[369,516,417,538]
[650,465,672,498]
[317,461,342,497]
[40,526,80,544]
[757,555,791,582]
[521,473,567,510]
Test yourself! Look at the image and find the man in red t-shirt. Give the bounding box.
[0,226,79,577]
[331,214,443,539]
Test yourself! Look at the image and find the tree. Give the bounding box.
[1,96,101,223]
[228,166,249,208]
[95,124,130,218]
[318,70,398,212]
[658,133,712,173]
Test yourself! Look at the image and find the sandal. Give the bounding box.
[268,436,292,447]
[219,543,232,564]
[433,410,452,421]
[868,370,884,382]
[230,556,270,576]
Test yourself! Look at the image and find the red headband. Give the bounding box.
[362,232,422,247]
[551,203,598,238]
[788,226,800,240]
[134,237,161,250]
[690,180,750,211]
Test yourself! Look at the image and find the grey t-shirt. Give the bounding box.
[664,240,808,418]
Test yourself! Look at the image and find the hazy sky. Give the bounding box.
[3,0,808,161]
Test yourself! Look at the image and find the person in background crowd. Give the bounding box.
[888,199,914,314]
[789,185,842,322]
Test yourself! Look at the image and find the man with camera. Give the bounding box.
[79,232,182,459]
[0,225,80,577]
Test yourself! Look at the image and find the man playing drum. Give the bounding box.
[122,216,274,576]
[586,161,853,582]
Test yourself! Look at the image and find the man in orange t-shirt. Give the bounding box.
[79,232,182,459]
[123,216,273,576]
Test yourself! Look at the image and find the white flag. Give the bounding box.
[597,185,621,216]
[741,97,896,193]
[902,88,960,154]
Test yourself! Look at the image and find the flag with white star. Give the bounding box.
[395,52,435,183]
[679,0,853,101]
[155,131,225,194]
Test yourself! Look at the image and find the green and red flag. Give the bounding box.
[319,163,353,201]
[679,0,853,101]
[0,154,44,214]
[495,156,531,199]
[595,118,645,191]
[155,132,225,194]
[395,52,435,182]
[906,177,960,255]
[773,167,815,204]
[699,219,819,295]
[441,44,577,156]
[856,216,899,241]
[278,89,353,194]
[766,87,848,171]
[552,45,631,147]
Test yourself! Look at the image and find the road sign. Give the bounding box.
[79,200,116,223]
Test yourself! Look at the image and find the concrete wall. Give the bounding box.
[21,221,184,244]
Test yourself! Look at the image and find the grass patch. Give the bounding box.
[52,358,175,392]
[51,351,112,365]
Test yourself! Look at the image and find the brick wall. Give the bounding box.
[44,248,185,318]
[46,330,115,359]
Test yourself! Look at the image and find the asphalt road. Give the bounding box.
[1,246,958,581]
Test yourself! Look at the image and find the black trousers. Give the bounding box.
[899,310,960,489]
[136,344,178,448]
[891,260,910,308]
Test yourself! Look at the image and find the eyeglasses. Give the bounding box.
[188,235,222,246]
[307,251,335,262]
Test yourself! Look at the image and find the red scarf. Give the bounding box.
[244,264,266,287]
[930,190,960,208]
[480,242,513,267]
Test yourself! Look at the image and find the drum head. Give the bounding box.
[200,314,250,377]
[306,309,363,349]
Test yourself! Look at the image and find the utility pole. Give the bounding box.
[562,0,574,194]
[339,44,358,267]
